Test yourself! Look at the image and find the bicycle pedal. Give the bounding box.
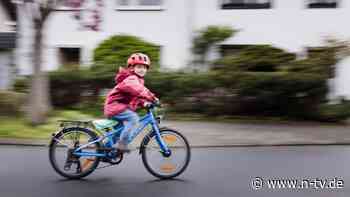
[101,154,123,164]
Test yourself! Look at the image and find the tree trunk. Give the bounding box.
[27,21,51,125]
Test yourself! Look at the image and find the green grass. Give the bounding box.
[0,110,95,140]
[0,109,344,140]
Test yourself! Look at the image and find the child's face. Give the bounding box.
[133,64,148,77]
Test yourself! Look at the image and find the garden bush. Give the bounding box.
[316,100,350,122]
[213,45,296,72]
[93,35,160,73]
[12,36,350,122]
[49,70,89,107]
[14,66,349,122]
[162,72,328,119]
[0,91,26,116]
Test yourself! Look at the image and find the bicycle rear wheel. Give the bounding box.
[141,128,191,179]
[49,127,101,179]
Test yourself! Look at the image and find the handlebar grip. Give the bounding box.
[154,100,161,107]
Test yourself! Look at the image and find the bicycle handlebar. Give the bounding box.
[154,99,161,107]
[146,100,161,109]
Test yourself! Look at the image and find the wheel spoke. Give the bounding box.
[146,145,160,151]
[76,160,82,174]
[49,128,100,179]
[53,138,70,148]
[142,130,190,179]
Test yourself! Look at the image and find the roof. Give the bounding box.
[0,32,16,49]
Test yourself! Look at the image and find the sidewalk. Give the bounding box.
[1,120,350,147]
[162,120,350,147]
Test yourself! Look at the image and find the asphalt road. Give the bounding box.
[0,145,349,197]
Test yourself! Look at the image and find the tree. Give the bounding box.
[93,35,160,73]
[192,26,236,69]
[13,0,103,124]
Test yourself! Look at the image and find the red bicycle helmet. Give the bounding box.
[127,53,151,68]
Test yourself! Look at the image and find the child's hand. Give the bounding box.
[143,101,152,108]
[153,97,161,106]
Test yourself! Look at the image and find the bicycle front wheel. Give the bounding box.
[141,128,191,179]
[49,127,101,179]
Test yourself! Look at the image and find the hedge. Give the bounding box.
[0,91,26,116]
[213,45,296,72]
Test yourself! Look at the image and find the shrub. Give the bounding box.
[279,54,336,78]
[92,35,160,73]
[213,45,296,72]
[13,77,30,93]
[163,72,327,118]
[49,70,88,107]
[145,71,222,103]
[0,91,26,116]
[233,72,327,118]
[13,40,349,122]
[192,26,236,65]
[316,100,350,122]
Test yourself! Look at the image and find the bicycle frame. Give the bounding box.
[73,106,170,158]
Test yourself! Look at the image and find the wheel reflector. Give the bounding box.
[163,135,177,144]
[160,163,176,173]
[81,158,95,171]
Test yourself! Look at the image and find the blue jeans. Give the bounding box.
[111,109,140,145]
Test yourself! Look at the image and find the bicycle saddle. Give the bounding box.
[92,119,121,131]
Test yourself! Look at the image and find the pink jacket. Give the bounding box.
[104,67,156,118]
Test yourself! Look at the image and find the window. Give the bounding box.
[116,0,164,11]
[59,47,80,68]
[307,0,338,9]
[221,0,272,9]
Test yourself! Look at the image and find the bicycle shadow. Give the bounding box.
[54,176,114,184]
[145,178,189,184]
[54,177,189,184]
[49,176,195,197]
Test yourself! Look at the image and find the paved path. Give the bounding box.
[162,120,350,146]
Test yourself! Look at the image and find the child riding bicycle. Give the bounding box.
[104,53,159,153]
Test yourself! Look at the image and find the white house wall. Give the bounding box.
[17,0,350,98]
[16,4,34,75]
[0,2,13,90]
[194,1,350,50]
[193,0,350,99]
[0,51,12,90]
[43,0,191,70]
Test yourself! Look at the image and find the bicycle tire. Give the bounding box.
[49,127,101,179]
[141,128,191,179]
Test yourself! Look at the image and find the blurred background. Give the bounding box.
[1,0,350,140]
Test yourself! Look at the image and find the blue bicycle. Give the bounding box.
[49,102,191,179]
